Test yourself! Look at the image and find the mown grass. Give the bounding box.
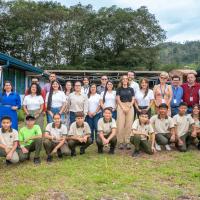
[0,145,200,200]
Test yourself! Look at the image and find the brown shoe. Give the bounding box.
[118,143,124,150]
[126,143,131,150]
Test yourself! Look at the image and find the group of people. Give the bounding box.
[0,71,200,165]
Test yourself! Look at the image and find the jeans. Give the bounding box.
[86,113,101,141]
[171,107,179,117]
[47,107,65,123]
[70,111,76,125]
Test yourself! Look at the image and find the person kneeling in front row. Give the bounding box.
[150,103,176,151]
[96,107,117,154]
[0,116,20,165]
[130,111,156,157]
[43,113,70,163]
[18,115,42,165]
[68,112,92,156]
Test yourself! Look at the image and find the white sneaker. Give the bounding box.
[155,143,161,151]
[165,144,171,151]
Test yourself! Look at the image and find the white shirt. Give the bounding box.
[88,93,101,113]
[46,90,66,108]
[130,81,139,94]
[100,91,116,109]
[81,86,90,95]
[23,94,44,110]
[135,89,154,107]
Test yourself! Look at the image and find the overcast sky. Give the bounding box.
[49,0,200,43]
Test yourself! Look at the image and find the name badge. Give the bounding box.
[173,99,177,104]
[162,99,165,103]
[190,96,193,102]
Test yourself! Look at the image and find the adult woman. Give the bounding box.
[64,81,73,129]
[135,78,154,118]
[100,81,117,119]
[68,81,88,124]
[46,80,66,123]
[116,75,135,150]
[0,81,21,130]
[153,72,172,115]
[86,83,101,142]
[23,83,44,130]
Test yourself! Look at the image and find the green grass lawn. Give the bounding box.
[0,145,200,200]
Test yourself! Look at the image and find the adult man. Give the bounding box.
[127,71,139,94]
[43,73,59,93]
[171,75,183,117]
[97,75,108,94]
[81,76,90,95]
[181,73,200,113]
[150,103,176,151]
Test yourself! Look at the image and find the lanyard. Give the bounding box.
[173,87,179,99]
[189,85,194,97]
[160,84,167,99]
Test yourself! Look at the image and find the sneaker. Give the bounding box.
[34,157,41,165]
[108,148,115,154]
[126,143,131,150]
[57,149,63,159]
[98,147,103,154]
[6,160,12,166]
[47,155,52,163]
[71,150,76,157]
[165,144,171,151]
[132,151,140,157]
[155,143,161,151]
[80,147,85,155]
[118,143,124,150]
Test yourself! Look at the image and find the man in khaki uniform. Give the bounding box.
[173,102,196,152]
[0,116,19,164]
[68,112,92,156]
[96,107,117,154]
[43,113,70,162]
[150,103,176,151]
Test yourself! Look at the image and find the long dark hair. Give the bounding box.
[27,83,41,96]
[103,81,113,103]
[47,80,62,111]
[88,83,96,98]
[139,78,149,99]
[3,81,13,93]
[191,104,200,119]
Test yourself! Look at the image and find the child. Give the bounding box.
[68,112,92,156]
[18,115,42,164]
[43,113,70,162]
[173,102,196,152]
[0,116,19,165]
[130,111,155,157]
[96,107,117,154]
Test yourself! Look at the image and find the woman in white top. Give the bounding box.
[86,83,101,141]
[100,81,117,119]
[23,83,44,129]
[135,78,154,118]
[64,81,73,129]
[46,80,66,123]
[68,81,88,124]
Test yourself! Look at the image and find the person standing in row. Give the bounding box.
[96,107,117,154]
[153,72,172,115]
[0,81,21,130]
[43,73,57,93]
[86,84,101,142]
[23,83,44,130]
[68,81,88,124]
[100,81,117,120]
[81,76,90,95]
[64,81,73,129]
[46,80,66,123]
[116,75,135,150]
[171,75,183,117]
[135,78,154,118]
[128,71,139,94]
[181,73,200,114]
[97,75,108,94]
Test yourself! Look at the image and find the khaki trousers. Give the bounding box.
[117,102,134,144]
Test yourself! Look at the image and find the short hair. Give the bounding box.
[179,102,188,107]
[103,107,113,113]
[172,75,180,80]
[138,110,148,116]
[159,103,168,109]
[26,115,35,121]
[1,116,11,122]
[75,112,84,118]
[187,73,196,78]
[160,72,169,79]
[53,113,61,118]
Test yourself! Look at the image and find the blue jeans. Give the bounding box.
[70,112,76,125]
[171,107,179,117]
[47,107,65,123]
[187,107,193,114]
[86,113,101,142]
